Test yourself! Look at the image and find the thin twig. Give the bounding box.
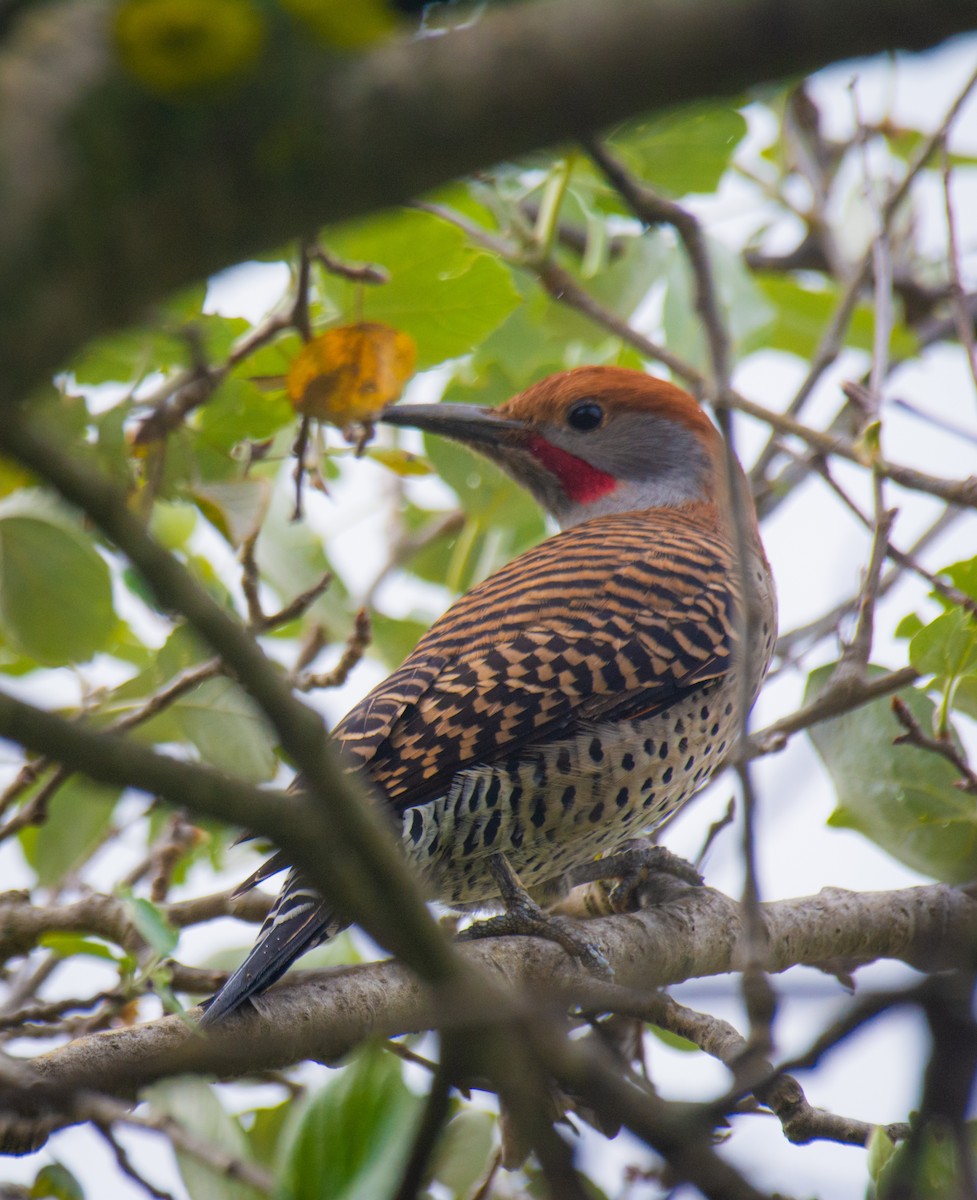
[240,528,334,633]
[392,1047,455,1200]
[239,532,265,628]
[749,62,977,497]
[0,990,125,1035]
[941,143,977,398]
[314,245,390,286]
[583,137,730,391]
[83,1096,274,1194]
[891,697,977,793]
[256,571,334,634]
[580,985,906,1147]
[696,797,736,869]
[774,504,964,662]
[94,1120,178,1200]
[294,608,371,691]
[838,83,895,679]
[291,414,312,521]
[130,241,316,446]
[806,453,976,615]
[0,659,224,844]
[747,665,918,758]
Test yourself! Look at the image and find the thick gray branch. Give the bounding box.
[1,0,975,398]
[1,881,972,1152]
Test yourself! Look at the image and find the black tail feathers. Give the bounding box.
[199,881,345,1027]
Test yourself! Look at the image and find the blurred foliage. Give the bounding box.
[868,1120,977,1199]
[807,662,977,884]
[277,1041,422,1200]
[1,32,976,1197]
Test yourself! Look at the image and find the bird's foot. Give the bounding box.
[459,900,612,977]
[458,853,613,978]
[566,841,703,913]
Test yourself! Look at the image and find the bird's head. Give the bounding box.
[381,366,732,530]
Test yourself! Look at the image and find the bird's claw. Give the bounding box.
[459,899,613,979]
[567,842,704,914]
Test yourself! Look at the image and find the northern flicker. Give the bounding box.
[201,366,776,1024]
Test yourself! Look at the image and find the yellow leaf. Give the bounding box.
[365,447,433,477]
[286,324,416,424]
[115,0,264,93]
[280,0,398,48]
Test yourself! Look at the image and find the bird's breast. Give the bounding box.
[400,675,742,907]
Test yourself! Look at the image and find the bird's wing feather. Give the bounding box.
[229,513,738,901]
[336,512,740,813]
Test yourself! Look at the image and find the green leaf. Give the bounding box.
[39,933,123,963]
[909,606,977,730]
[235,330,303,382]
[943,556,977,602]
[951,676,977,723]
[370,612,429,670]
[909,608,977,683]
[98,302,249,375]
[431,1108,496,1195]
[875,1120,977,1199]
[161,677,279,783]
[279,1042,422,1200]
[152,967,188,1017]
[663,237,775,368]
[31,1162,85,1200]
[192,313,252,363]
[146,1078,264,1200]
[0,492,117,664]
[122,891,179,958]
[472,280,571,387]
[195,376,295,450]
[866,1126,898,1184]
[191,479,272,546]
[108,624,209,707]
[243,1100,295,1170]
[895,612,924,639]
[321,209,520,368]
[20,778,121,887]
[188,377,295,483]
[70,326,184,386]
[610,103,748,196]
[806,664,977,883]
[756,273,918,361]
[648,1025,699,1052]
[149,501,198,550]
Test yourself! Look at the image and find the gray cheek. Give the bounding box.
[546,416,711,499]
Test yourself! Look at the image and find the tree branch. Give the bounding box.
[1,0,975,399]
[0,880,971,1153]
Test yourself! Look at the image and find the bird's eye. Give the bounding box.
[566,399,604,432]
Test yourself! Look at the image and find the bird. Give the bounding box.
[200,365,776,1025]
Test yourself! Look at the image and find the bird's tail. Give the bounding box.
[199,872,348,1027]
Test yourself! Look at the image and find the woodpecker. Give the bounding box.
[201,366,776,1024]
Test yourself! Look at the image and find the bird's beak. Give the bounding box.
[379,402,529,448]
